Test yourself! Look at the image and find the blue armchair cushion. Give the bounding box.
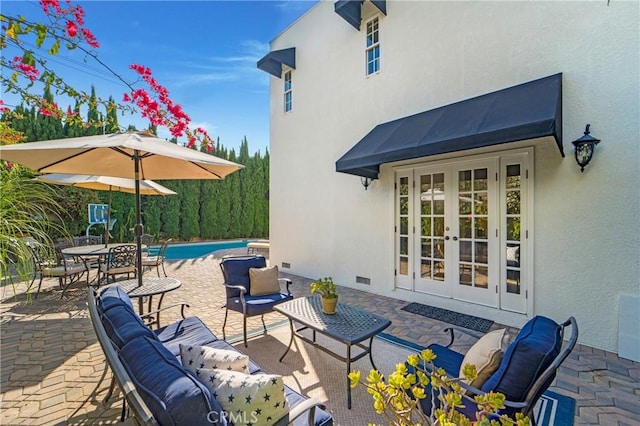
[119,336,227,425]
[101,304,156,348]
[227,293,294,317]
[97,285,134,313]
[481,316,562,403]
[221,256,267,297]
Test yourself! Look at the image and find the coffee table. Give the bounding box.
[274,296,391,409]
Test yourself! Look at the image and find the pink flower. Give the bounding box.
[81,28,99,48]
[66,20,78,37]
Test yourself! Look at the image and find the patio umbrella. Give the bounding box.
[1,131,244,287]
[36,173,177,245]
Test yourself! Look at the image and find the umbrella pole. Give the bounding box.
[134,151,143,288]
[105,186,112,247]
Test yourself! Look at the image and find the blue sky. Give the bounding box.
[2,0,319,154]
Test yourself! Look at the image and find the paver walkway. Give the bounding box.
[1,250,638,425]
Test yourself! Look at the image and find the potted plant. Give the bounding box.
[310,276,338,314]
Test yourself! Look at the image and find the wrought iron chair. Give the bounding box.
[139,233,155,257]
[99,244,137,284]
[74,235,103,246]
[219,255,293,347]
[415,315,578,424]
[141,239,171,277]
[27,241,88,298]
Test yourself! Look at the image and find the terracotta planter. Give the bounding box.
[321,296,338,314]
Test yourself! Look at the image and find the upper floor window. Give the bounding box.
[366,17,380,75]
[284,70,292,112]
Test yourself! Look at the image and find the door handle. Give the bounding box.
[452,236,458,241]
[444,236,450,240]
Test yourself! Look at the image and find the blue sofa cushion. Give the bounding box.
[101,304,155,348]
[226,293,294,316]
[119,336,227,426]
[155,316,219,359]
[482,316,562,404]
[221,256,267,297]
[97,285,134,313]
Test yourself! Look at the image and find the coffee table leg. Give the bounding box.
[347,344,352,409]
[279,319,295,362]
[368,336,378,370]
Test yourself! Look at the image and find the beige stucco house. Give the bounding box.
[258,0,639,359]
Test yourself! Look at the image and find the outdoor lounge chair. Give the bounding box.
[415,315,578,424]
[219,255,293,347]
[141,239,171,277]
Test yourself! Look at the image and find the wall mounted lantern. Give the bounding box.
[361,177,374,190]
[572,124,600,172]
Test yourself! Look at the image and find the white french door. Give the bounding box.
[394,151,530,313]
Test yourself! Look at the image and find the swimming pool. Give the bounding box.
[163,240,248,260]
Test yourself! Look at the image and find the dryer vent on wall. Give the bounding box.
[356,276,371,285]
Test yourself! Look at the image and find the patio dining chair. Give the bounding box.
[413,315,578,424]
[27,241,88,298]
[219,255,293,347]
[99,244,137,284]
[141,239,171,277]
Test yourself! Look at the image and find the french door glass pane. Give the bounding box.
[504,163,522,296]
[399,257,408,275]
[474,266,488,288]
[400,236,408,255]
[421,259,431,278]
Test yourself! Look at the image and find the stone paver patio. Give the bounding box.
[1,249,638,425]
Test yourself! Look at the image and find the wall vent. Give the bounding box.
[281,262,291,269]
[356,276,371,285]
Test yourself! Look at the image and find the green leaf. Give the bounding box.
[35,24,47,47]
[48,39,60,56]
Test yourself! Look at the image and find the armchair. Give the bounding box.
[219,255,293,347]
[415,315,578,424]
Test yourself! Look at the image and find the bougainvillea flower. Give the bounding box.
[66,20,78,37]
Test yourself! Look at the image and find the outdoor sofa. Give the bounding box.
[88,285,333,425]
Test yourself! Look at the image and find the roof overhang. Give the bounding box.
[257,47,296,78]
[336,74,563,179]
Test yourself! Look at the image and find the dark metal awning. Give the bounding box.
[334,0,387,30]
[336,73,563,179]
[257,48,296,78]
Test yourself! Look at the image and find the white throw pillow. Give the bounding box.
[196,369,289,426]
[459,328,509,389]
[249,266,281,296]
[179,344,249,374]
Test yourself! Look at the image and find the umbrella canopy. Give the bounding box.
[37,174,177,245]
[1,131,244,287]
[37,174,177,196]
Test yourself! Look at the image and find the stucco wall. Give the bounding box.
[268,1,639,354]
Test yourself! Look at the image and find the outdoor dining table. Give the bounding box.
[112,277,182,327]
[61,243,141,284]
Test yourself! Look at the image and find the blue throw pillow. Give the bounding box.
[481,316,562,404]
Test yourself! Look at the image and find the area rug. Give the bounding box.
[231,325,574,425]
[401,302,494,333]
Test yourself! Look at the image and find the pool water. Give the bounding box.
[163,240,248,260]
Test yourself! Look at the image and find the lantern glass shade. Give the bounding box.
[575,143,594,171]
[572,125,600,172]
